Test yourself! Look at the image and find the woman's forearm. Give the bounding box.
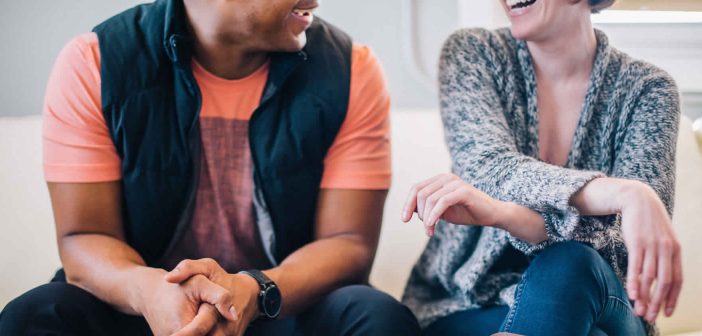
[495,201,548,245]
[495,177,651,246]
[569,177,640,216]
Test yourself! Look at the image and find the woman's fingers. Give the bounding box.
[402,176,440,222]
[422,180,463,225]
[402,174,456,222]
[647,244,673,321]
[416,175,456,220]
[425,190,464,236]
[664,246,683,317]
[626,244,644,301]
[637,248,657,316]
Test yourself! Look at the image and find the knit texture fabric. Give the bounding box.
[402,28,680,336]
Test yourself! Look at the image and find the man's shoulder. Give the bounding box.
[304,17,354,56]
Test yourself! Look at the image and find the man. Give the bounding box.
[0,0,420,335]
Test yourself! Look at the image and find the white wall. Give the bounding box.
[0,1,145,118]
[0,0,510,117]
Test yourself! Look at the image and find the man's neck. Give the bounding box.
[183,0,268,80]
[192,40,269,80]
[527,18,597,83]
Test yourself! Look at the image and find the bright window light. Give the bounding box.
[592,10,702,24]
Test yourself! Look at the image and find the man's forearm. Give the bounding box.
[60,233,163,316]
[263,234,374,317]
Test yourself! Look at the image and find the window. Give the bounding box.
[611,0,702,11]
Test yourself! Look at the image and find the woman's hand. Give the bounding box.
[401,174,505,236]
[619,182,683,323]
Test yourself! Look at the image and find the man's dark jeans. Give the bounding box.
[0,279,420,336]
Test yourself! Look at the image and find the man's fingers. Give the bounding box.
[626,244,643,300]
[665,247,683,317]
[647,246,673,321]
[208,323,229,336]
[166,258,222,284]
[166,259,206,283]
[186,275,238,322]
[171,304,219,336]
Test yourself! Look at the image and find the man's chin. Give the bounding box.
[279,33,308,53]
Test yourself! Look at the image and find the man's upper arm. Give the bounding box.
[43,32,121,183]
[314,45,391,244]
[49,182,125,241]
[320,44,391,191]
[43,33,124,240]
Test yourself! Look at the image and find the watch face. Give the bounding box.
[262,285,282,318]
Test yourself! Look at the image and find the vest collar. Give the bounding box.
[160,0,308,98]
[162,0,192,66]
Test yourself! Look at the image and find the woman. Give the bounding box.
[401,0,682,335]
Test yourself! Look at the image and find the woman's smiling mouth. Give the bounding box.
[505,0,538,16]
[506,0,538,10]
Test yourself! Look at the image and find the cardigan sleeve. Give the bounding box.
[439,29,605,253]
[440,29,680,255]
[610,73,680,216]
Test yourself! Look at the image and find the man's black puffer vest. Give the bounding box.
[92,0,352,265]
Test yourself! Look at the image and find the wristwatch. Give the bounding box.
[238,270,282,319]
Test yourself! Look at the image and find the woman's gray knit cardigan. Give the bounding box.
[401,28,680,335]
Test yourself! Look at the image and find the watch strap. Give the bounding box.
[238,270,273,288]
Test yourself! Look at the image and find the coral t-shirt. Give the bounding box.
[43,33,391,272]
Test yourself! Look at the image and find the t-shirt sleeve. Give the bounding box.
[320,44,392,190]
[43,32,122,183]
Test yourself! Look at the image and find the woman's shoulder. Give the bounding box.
[607,46,678,94]
[442,27,516,55]
[440,27,519,73]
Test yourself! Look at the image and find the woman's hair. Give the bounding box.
[589,0,616,13]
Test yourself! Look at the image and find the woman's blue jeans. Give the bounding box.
[425,241,646,336]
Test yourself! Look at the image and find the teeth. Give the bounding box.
[292,9,313,17]
[506,0,536,8]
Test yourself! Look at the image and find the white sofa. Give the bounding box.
[1,112,701,335]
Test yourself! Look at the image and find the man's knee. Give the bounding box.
[322,285,420,334]
[0,282,99,334]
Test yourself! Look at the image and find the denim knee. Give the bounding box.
[526,241,611,296]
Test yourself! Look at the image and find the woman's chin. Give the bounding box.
[509,24,537,42]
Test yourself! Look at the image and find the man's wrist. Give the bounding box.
[232,272,264,319]
[128,266,167,316]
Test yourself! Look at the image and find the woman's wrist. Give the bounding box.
[614,179,651,214]
[493,200,516,230]
[572,177,647,216]
[493,200,549,244]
